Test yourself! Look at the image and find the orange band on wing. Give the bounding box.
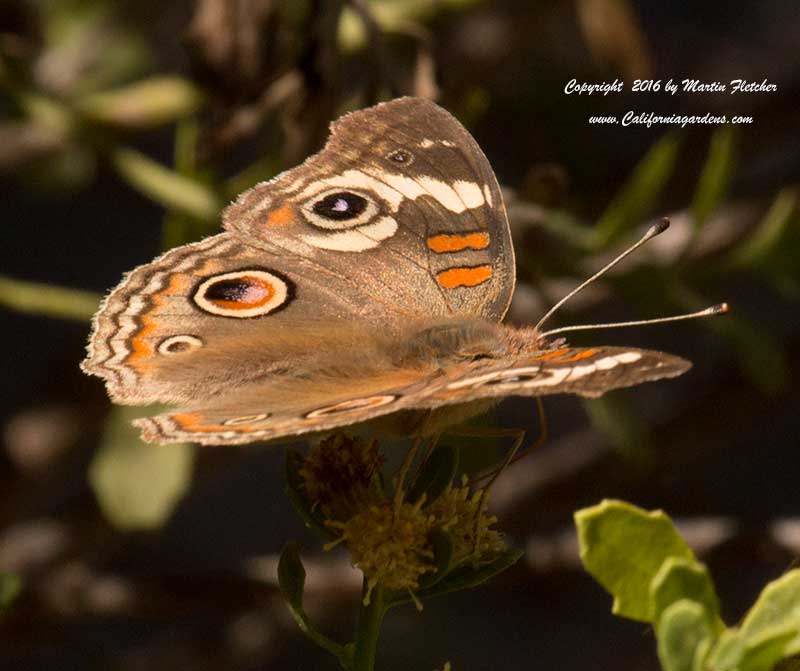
[266,204,295,226]
[553,348,601,363]
[173,412,248,434]
[532,347,571,360]
[127,275,190,370]
[427,232,490,253]
[436,265,492,288]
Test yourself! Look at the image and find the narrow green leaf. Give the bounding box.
[690,127,737,230]
[408,444,458,505]
[111,147,221,221]
[276,543,349,665]
[0,573,22,611]
[656,600,714,671]
[593,132,681,248]
[575,499,694,622]
[651,557,722,632]
[338,0,482,51]
[78,76,204,129]
[729,189,797,268]
[0,275,100,322]
[413,548,523,601]
[89,407,194,531]
[278,542,306,609]
[419,529,455,589]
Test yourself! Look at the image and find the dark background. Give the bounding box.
[1,1,799,669]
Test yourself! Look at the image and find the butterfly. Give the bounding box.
[82,97,703,446]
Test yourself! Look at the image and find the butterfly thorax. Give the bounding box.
[395,319,545,368]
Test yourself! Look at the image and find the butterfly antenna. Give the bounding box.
[534,218,671,332]
[539,302,729,339]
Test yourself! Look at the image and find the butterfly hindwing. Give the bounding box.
[133,346,689,445]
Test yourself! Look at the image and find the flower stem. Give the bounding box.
[352,581,386,671]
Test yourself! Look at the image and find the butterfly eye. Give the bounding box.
[312,192,368,221]
[387,149,413,165]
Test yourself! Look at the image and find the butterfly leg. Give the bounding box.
[393,437,423,511]
[446,397,547,551]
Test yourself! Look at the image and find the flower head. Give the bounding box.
[428,476,506,568]
[328,498,435,603]
[299,433,384,521]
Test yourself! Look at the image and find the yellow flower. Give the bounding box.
[428,477,506,568]
[328,498,436,603]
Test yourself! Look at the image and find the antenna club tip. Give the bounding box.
[655,218,671,234]
[715,302,730,314]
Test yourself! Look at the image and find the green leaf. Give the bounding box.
[690,127,737,230]
[738,627,800,671]
[78,76,204,129]
[284,450,336,540]
[651,557,722,632]
[740,570,800,650]
[656,599,714,671]
[89,407,194,531]
[277,543,349,665]
[407,444,458,505]
[419,529,455,589]
[729,189,797,268]
[0,572,22,611]
[592,132,681,248]
[0,275,100,322]
[338,0,482,51]
[111,147,221,221]
[278,542,306,609]
[412,548,523,602]
[706,570,800,671]
[575,499,695,622]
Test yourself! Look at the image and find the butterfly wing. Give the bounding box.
[224,96,515,321]
[82,232,412,404]
[134,346,690,445]
[84,97,514,406]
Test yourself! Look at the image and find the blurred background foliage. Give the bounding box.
[0,0,798,669]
